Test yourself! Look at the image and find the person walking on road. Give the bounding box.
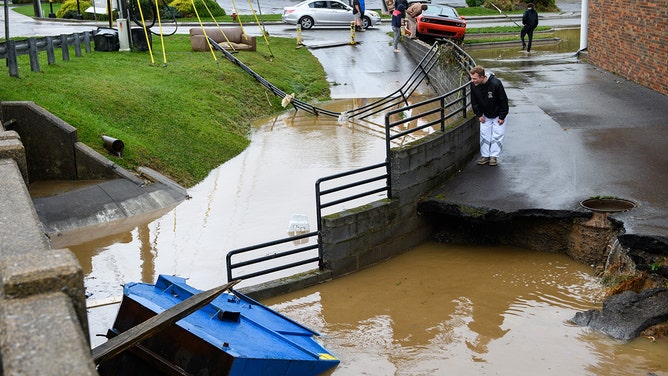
[469,65,509,166]
[353,0,364,32]
[406,2,427,39]
[391,3,406,53]
[521,3,539,52]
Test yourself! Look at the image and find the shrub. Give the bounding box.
[466,0,485,7]
[169,0,225,18]
[56,0,92,18]
[160,5,182,19]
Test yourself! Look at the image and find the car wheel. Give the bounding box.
[362,16,371,29]
[299,16,314,30]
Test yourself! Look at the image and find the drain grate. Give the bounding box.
[580,197,637,213]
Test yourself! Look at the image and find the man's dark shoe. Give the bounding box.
[489,157,497,166]
[477,157,490,165]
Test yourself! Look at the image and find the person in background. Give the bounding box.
[394,0,408,17]
[391,3,406,53]
[358,0,366,31]
[353,0,364,32]
[469,65,509,166]
[384,0,395,13]
[405,2,427,39]
[521,3,539,52]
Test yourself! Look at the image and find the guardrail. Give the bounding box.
[0,31,93,77]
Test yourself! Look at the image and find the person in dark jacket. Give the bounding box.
[394,0,408,17]
[521,3,539,52]
[391,3,405,52]
[469,65,509,166]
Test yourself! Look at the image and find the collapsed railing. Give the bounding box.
[0,31,94,77]
[224,39,477,285]
[209,37,445,120]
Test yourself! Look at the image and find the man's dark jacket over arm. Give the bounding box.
[470,74,509,120]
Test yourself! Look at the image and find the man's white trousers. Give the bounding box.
[480,116,506,158]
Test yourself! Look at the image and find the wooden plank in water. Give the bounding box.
[91,280,241,364]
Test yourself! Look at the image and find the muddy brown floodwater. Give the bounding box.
[263,243,668,376]
[76,29,668,374]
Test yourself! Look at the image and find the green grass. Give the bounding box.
[464,33,554,44]
[0,34,329,187]
[467,25,550,34]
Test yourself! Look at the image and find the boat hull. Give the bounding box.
[97,275,339,376]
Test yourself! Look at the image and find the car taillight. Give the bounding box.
[284,8,295,14]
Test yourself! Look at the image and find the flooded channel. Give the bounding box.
[69,28,668,374]
[263,243,668,375]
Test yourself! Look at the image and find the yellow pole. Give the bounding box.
[136,0,155,64]
[245,0,273,58]
[190,0,218,61]
[154,0,167,65]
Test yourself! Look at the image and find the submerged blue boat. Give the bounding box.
[97,274,339,376]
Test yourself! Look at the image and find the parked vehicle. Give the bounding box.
[282,0,381,30]
[408,4,466,42]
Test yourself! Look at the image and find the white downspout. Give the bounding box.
[579,0,589,53]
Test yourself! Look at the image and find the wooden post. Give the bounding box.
[60,34,70,61]
[7,40,19,77]
[83,31,92,53]
[28,38,41,72]
[46,36,56,65]
[73,33,82,57]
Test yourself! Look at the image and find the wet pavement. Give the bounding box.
[431,49,668,238]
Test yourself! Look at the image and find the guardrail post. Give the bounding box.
[73,33,82,57]
[46,36,56,65]
[28,38,41,72]
[60,34,70,61]
[83,32,92,53]
[7,40,19,77]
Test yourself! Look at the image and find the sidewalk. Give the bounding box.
[422,55,668,240]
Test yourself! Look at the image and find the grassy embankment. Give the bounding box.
[1,14,328,187]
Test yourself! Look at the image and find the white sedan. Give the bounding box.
[282,0,381,30]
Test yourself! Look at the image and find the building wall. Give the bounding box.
[587,0,668,96]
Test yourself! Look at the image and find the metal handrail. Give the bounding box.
[225,39,477,286]
[226,231,320,281]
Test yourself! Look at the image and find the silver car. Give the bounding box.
[282,0,381,30]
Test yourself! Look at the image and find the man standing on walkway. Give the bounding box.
[469,65,509,166]
[406,2,427,39]
[521,3,539,52]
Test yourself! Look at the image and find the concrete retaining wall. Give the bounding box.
[1,101,130,184]
[0,157,96,375]
[0,102,175,375]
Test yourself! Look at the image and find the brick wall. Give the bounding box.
[587,0,668,96]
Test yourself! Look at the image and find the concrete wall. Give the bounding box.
[1,101,129,184]
[0,103,144,375]
[320,116,478,278]
[586,0,668,96]
[0,154,97,374]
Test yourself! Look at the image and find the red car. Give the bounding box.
[410,5,466,43]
